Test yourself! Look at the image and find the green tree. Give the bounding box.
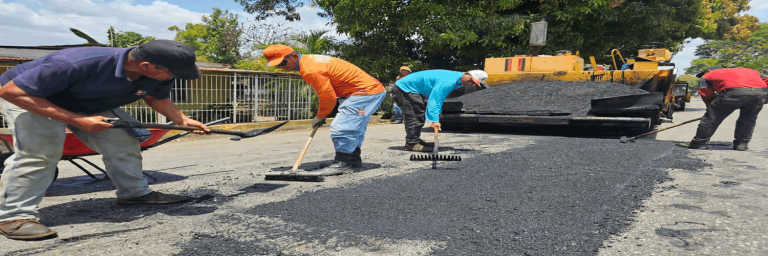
[686,23,768,75]
[107,27,156,47]
[238,0,759,82]
[169,8,243,65]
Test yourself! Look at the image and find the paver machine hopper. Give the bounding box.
[441,20,681,132]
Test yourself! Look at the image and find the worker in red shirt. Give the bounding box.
[683,66,768,151]
[263,45,386,175]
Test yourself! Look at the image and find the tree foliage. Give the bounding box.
[237,0,760,84]
[169,8,243,65]
[686,23,768,75]
[235,28,335,71]
[107,27,156,47]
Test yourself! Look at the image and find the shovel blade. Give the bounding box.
[409,154,462,161]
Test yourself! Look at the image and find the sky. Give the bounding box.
[1,0,766,74]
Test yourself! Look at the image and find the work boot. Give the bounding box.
[350,147,362,168]
[116,191,188,205]
[310,152,355,176]
[733,140,748,151]
[404,143,432,152]
[676,140,707,150]
[0,219,57,240]
[418,139,435,148]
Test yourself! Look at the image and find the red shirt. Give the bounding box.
[698,68,768,98]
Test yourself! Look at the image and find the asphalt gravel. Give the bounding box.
[174,135,709,255]
[445,81,650,116]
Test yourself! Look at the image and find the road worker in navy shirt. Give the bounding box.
[0,40,210,240]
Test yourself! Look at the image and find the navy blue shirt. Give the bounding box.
[0,47,173,114]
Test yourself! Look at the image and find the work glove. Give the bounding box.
[312,116,327,128]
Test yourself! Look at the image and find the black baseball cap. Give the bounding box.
[138,40,202,80]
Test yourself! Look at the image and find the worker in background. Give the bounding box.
[0,40,208,240]
[263,45,386,175]
[681,66,768,151]
[392,69,488,152]
[391,66,411,124]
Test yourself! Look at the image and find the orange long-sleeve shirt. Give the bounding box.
[298,54,385,117]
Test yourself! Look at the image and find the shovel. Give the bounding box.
[409,129,461,169]
[264,127,324,182]
[620,117,702,143]
[105,119,288,139]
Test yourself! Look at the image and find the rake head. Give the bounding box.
[409,154,462,161]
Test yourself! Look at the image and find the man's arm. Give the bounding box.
[697,77,716,108]
[0,81,112,132]
[304,73,337,118]
[143,95,210,134]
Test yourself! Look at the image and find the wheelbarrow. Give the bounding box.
[0,117,233,181]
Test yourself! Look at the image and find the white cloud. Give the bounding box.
[752,0,768,10]
[671,38,705,75]
[0,0,205,46]
[233,4,345,40]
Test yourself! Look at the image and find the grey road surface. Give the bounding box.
[1,98,766,256]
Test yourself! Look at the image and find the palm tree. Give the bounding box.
[69,28,102,45]
[289,29,333,55]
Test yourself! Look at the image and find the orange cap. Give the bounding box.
[264,45,295,67]
[400,66,411,71]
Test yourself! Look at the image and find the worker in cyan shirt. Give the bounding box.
[263,45,386,175]
[683,66,768,151]
[392,69,487,152]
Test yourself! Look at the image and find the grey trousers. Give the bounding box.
[693,88,768,144]
[391,86,427,145]
[0,99,152,222]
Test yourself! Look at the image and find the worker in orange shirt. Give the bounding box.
[263,45,386,175]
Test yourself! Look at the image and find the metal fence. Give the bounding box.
[0,64,314,127]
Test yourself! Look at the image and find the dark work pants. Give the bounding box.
[693,88,768,144]
[391,86,427,145]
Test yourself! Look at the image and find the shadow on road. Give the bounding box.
[46,171,187,197]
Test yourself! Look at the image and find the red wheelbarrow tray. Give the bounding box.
[0,129,170,180]
[0,129,170,156]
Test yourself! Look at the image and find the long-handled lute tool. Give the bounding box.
[105,119,288,139]
[264,127,324,182]
[620,117,702,143]
[409,129,461,169]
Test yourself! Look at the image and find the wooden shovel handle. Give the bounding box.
[290,127,318,173]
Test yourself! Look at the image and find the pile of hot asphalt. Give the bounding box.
[445,81,650,116]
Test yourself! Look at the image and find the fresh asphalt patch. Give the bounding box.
[173,136,710,255]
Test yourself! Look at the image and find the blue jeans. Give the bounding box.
[330,92,386,154]
[393,102,403,121]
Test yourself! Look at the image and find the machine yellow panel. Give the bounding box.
[485,56,584,73]
[484,70,672,87]
[632,61,659,70]
[637,49,671,62]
